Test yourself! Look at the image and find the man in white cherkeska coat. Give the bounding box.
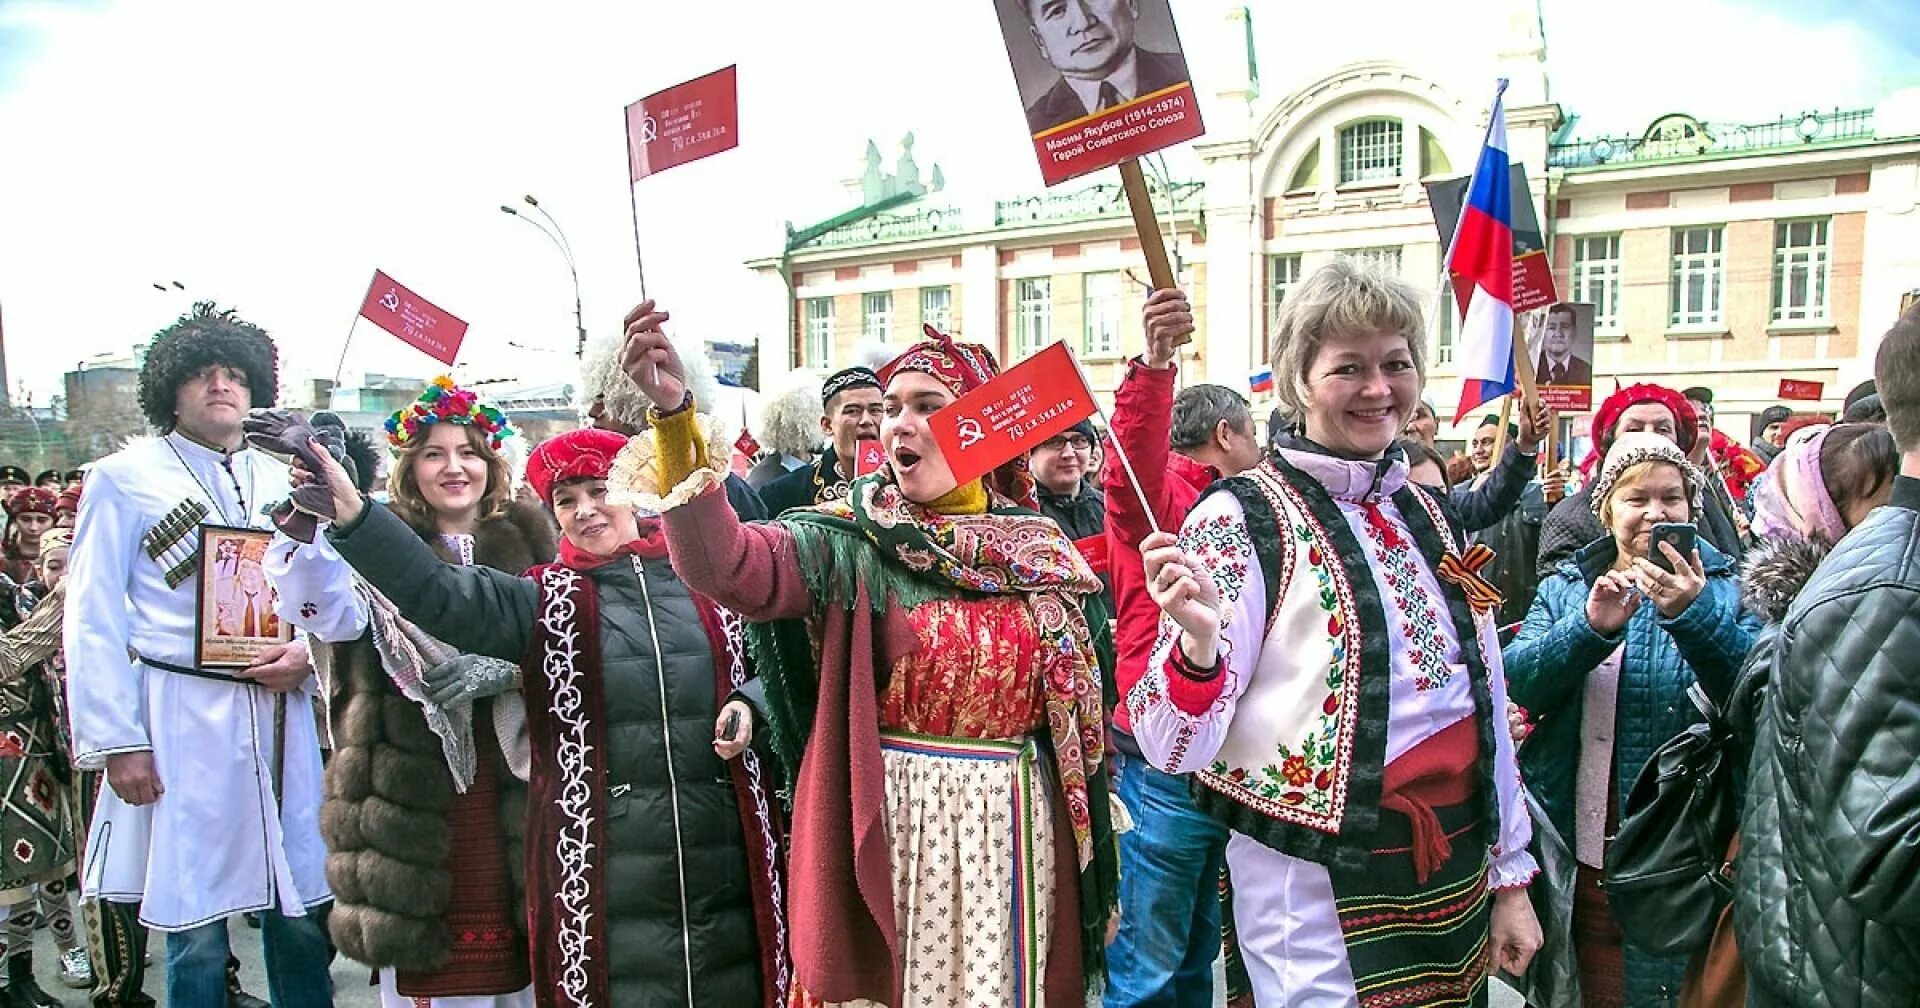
[64,304,332,1008]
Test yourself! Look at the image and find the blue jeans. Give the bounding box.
[165,905,332,1008]
[1104,754,1230,1008]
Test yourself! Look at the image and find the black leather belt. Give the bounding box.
[134,654,248,685]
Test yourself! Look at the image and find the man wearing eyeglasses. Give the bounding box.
[1033,419,1106,543]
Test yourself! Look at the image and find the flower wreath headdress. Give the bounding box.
[384,375,514,451]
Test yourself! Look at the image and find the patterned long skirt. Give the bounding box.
[803,731,1056,1008]
[0,713,75,904]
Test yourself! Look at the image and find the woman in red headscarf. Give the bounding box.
[302,424,793,1008]
[619,300,1119,1008]
[1,488,58,593]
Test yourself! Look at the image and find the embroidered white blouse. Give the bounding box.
[1129,452,1538,892]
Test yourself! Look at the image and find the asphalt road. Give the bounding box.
[16,919,1523,1006]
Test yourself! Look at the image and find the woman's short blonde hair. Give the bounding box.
[388,423,512,531]
[1596,460,1698,531]
[1267,258,1429,421]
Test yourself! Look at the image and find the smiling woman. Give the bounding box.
[1128,260,1544,1007]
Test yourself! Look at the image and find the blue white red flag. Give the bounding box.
[1250,367,1275,394]
[1448,80,1518,423]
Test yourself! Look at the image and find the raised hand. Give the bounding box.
[1630,546,1706,619]
[1516,397,1552,454]
[619,300,689,411]
[1585,570,1638,636]
[1141,530,1222,652]
[1141,289,1195,367]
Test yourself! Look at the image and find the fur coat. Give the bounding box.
[322,502,556,974]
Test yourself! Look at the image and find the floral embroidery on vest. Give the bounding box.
[1193,464,1364,832]
[1359,503,1456,692]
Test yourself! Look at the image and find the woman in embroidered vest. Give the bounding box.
[264,377,551,1008]
[300,424,790,1008]
[1504,433,1759,1008]
[1130,259,1543,1007]
[617,300,1119,1008]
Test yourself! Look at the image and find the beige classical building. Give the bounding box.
[748,6,1920,444]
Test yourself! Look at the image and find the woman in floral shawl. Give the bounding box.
[617,300,1118,1008]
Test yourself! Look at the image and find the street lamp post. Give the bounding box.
[500,196,588,359]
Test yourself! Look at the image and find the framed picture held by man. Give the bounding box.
[194,525,292,668]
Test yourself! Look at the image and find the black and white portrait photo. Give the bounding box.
[994,0,1195,135]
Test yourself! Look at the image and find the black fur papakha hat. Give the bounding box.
[139,302,279,431]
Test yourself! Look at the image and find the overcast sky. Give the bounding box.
[0,0,1914,405]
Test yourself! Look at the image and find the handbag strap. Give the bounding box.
[1685,681,1719,723]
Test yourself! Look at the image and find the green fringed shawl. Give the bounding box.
[741,502,1121,998]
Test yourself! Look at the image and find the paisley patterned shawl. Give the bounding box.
[809,472,1106,866]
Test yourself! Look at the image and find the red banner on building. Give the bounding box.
[357,271,467,366]
[928,342,1097,488]
[626,66,739,182]
[1778,378,1825,401]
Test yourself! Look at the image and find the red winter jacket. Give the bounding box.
[1102,358,1221,745]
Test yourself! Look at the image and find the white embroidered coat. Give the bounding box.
[64,434,329,930]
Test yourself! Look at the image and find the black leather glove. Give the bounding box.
[245,410,358,541]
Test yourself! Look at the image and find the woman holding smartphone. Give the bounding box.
[1504,432,1760,1007]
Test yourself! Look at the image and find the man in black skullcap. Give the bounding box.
[760,365,883,517]
[0,467,28,503]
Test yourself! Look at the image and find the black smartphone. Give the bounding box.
[721,709,741,740]
[1648,522,1697,573]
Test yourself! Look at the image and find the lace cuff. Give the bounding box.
[608,406,731,513]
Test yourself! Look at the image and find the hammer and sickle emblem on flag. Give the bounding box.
[379,290,401,312]
[641,116,659,143]
[956,417,985,449]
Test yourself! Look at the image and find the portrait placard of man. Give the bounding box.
[1531,302,1594,388]
[997,0,1195,135]
[196,526,292,667]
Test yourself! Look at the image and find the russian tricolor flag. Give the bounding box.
[1449,79,1517,423]
[1250,367,1274,394]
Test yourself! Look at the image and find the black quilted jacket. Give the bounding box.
[1735,477,1920,1008]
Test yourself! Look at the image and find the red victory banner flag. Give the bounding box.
[626,65,739,182]
[928,342,1097,489]
[852,440,887,478]
[1778,378,1825,401]
[357,271,467,366]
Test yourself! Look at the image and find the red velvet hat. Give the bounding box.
[5,487,57,520]
[525,428,630,507]
[1581,383,1699,474]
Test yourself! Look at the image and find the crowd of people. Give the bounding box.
[0,279,1910,1008]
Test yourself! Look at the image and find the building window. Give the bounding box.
[1082,272,1122,358]
[1419,127,1453,178]
[1338,119,1403,184]
[1669,226,1725,328]
[1435,281,1456,365]
[1016,278,1051,358]
[1288,142,1320,192]
[862,292,893,344]
[1264,255,1301,361]
[1341,246,1403,276]
[919,286,952,333]
[803,298,833,366]
[1772,218,1831,323]
[1571,235,1622,330]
